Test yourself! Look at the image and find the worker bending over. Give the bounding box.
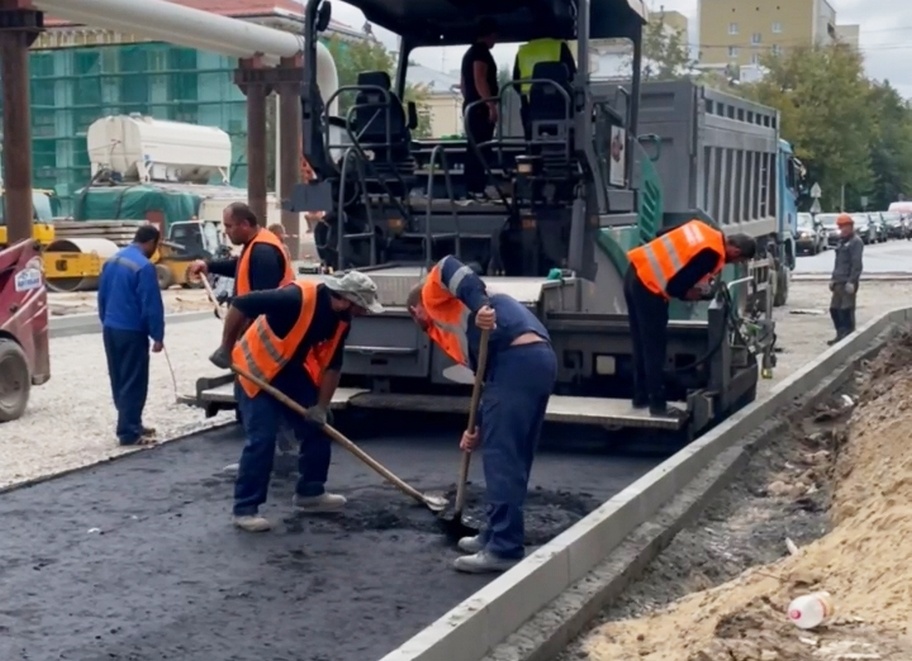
[188,202,293,297]
[209,271,383,532]
[625,220,756,417]
[407,256,556,573]
[828,213,863,345]
[97,225,165,446]
[512,34,576,139]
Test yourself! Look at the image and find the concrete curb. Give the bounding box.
[380,306,912,661]
[49,310,216,339]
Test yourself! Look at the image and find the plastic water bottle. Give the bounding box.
[787,592,834,629]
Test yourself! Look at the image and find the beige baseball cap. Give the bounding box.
[324,270,384,313]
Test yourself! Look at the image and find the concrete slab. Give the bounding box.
[382,306,911,661]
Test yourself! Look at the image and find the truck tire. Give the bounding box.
[0,338,31,423]
[155,264,175,290]
[773,262,790,307]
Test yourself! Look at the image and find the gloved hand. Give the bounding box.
[844,282,855,294]
[209,346,231,369]
[306,404,333,426]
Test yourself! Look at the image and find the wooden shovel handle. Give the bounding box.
[454,328,490,512]
[231,365,431,506]
[200,275,222,319]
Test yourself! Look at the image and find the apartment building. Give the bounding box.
[698,0,859,68]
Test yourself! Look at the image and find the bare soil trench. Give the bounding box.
[561,328,912,661]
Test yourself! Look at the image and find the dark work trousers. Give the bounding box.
[829,282,858,338]
[233,379,331,516]
[464,104,495,195]
[623,268,670,409]
[102,327,150,445]
[479,342,557,559]
[519,97,531,141]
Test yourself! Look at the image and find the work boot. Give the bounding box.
[453,550,519,574]
[631,395,649,410]
[458,534,485,554]
[141,426,157,438]
[233,514,272,532]
[293,492,347,513]
[648,403,687,418]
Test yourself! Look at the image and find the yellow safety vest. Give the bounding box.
[516,38,564,96]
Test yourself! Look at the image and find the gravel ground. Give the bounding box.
[1,317,232,489]
[0,423,655,661]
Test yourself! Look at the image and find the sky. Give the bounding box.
[326,0,912,98]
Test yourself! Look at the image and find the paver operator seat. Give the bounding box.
[527,61,574,173]
[350,70,417,181]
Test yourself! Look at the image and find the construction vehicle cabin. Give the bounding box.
[196,0,791,442]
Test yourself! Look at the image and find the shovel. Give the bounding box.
[199,275,223,319]
[230,365,449,513]
[438,328,490,541]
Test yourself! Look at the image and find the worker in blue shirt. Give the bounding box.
[97,224,165,446]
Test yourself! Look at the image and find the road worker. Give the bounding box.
[460,17,499,201]
[97,224,165,446]
[407,256,557,573]
[828,213,864,345]
[267,222,295,260]
[512,32,576,139]
[625,220,756,417]
[208,271,383,532]
[188,202,293,297]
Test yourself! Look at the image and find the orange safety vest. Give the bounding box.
[627,220,726,300]
[231,280,349,396]
[421,262,471,367]
[235,228,295,295]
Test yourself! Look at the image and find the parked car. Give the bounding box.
[869,212,890,242]
[817,213,843,247]
[879,210,904,238]
[852,213,877,244]
[795,212,826,254]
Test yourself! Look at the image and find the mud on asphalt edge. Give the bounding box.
[380,306,912,661]
[0,419,236,496]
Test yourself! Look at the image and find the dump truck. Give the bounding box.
[193,0,796,442]
[0,239,50,422]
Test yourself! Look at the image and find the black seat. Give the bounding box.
[527,61,574,172]
[350,70,415,177]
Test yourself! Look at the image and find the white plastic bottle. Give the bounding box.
[787,592,834,629]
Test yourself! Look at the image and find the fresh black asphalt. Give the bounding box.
[0,416,658,660]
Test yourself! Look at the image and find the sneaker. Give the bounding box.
[453,549,519,574]
[483,185,501,199]
[648,404,687,418]
[458,534,485,554]
[293,492,347,513]
[141,426,157,437]
[233,514,272,532]
[222,463,240,474]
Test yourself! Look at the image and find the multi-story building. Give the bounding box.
[8,0,364,215]
[698,0,859,69]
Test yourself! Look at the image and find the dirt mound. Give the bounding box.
[583,330,912,660]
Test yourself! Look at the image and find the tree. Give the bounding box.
[863,80,912,209]
[324,36,432,138]
[744,44,873,211]
[640,15,695,81]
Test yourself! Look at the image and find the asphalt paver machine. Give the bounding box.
[196,0,778,442]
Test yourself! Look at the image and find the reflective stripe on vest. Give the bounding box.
[626,220,726,299]
[231,280,348,396]
[235,228,295,295]
[421,260,471,366]
[517,38,563,96]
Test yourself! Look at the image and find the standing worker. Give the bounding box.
[407,256,557,573]
[188,202,293,297]
[97,225,165,446]
[208,271,384,532]
[828,213,864,345]
[512,32,576,139]
[460,17,499,202]
[625,220,756,417]
[267,222,295,260]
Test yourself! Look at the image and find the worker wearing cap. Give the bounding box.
[625,220,756,417]
[188,202,293,297]
[209,271,384,532]
[828,213,864,345]
[512,33,576,140]
[97,224,165,446]
[406,256,557,573]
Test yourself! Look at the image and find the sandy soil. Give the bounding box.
[575,330,912,661]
